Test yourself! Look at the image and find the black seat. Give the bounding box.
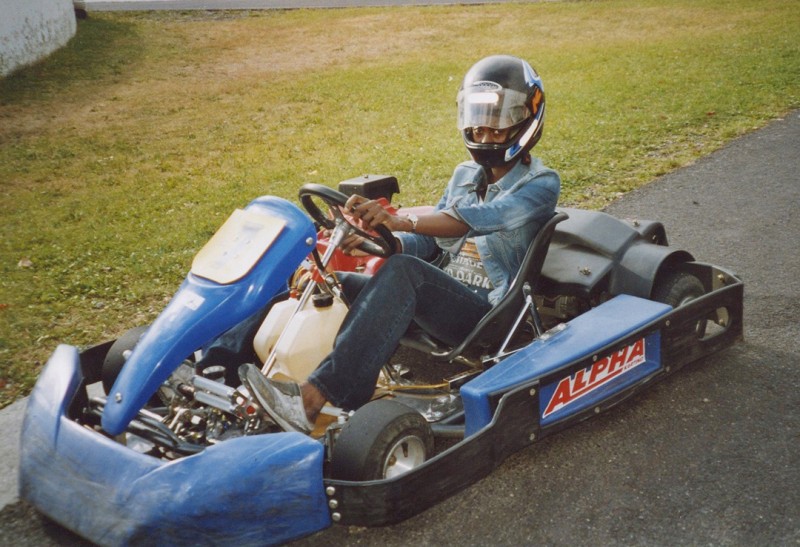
[401,211,568,365]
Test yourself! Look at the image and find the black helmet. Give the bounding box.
[457,55,545,169]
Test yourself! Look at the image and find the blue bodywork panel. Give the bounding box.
[461,295,671,436]
[19,345,331,546]
[102,196,316,435]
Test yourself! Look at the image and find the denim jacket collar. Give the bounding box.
[453,160,529,196]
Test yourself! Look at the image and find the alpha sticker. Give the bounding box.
[543,338,646,418]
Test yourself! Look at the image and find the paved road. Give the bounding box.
[2,112,798,544]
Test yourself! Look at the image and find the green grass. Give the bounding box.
[1,0,798,407]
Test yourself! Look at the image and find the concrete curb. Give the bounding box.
[0,398,26,510]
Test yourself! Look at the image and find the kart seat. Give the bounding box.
[401,211,569,365]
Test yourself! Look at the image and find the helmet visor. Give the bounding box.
[457,85,530,130]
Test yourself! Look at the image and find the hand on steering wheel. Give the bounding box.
[298,183,398,258]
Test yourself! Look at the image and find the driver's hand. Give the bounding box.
[340,233,368,256]
[345,194,402,231]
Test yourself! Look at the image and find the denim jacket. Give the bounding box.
[396,157,561,304]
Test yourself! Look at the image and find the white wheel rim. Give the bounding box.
[382,435,426,479]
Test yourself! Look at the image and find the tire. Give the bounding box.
[329,399,434,481]
[651,269,706,337]
[651,270,705,307]
[102,325,149,394]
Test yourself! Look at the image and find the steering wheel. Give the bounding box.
[299,183,397,258]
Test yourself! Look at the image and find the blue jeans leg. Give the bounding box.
[336,271,371,303]
[308,254,492,410]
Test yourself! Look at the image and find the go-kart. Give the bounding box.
[19,175,743,546]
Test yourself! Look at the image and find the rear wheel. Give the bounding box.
[652,270,705,308]
[329,399,434,481]
[652,269,706,337]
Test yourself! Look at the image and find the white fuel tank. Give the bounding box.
[253,292,347,382]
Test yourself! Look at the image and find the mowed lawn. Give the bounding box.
[1,0,798,406]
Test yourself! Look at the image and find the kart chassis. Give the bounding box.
[17,176,744,544]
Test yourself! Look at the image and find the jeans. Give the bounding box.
[308,254,492,410]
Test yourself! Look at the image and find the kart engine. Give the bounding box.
[534,294,592,327]
[162,364,267,439]
[85,363,277,459]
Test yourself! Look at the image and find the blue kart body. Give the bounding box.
[21,347,329,545]
[18,194,743,545]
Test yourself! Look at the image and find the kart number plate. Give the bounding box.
[191,208,286,284]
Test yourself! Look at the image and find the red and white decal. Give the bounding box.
[543,338,646,418]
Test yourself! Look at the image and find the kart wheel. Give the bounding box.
[102,325,149,394]
[330,399,434,481]
[652,270,706,337]
[651,270,704,308]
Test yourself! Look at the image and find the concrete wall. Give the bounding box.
[0,0,77,77]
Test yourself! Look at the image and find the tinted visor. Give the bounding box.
[457,84,530,130]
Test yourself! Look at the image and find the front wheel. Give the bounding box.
[102,325,149,394]
[329,399,434,481]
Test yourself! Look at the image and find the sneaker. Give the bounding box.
[238,364,314,434]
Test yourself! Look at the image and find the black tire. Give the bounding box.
[102,325,149,394]
[652,269,707,337]
[651,270,705,307]
[330,399,434,481]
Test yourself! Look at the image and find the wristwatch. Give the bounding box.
[405,213,419,233]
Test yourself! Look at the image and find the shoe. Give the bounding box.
[238,364,314,434]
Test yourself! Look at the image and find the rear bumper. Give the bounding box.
[19,345,330,546]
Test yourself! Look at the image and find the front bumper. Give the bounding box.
[19,345,330,546]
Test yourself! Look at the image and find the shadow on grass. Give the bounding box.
[0,16,144,105]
